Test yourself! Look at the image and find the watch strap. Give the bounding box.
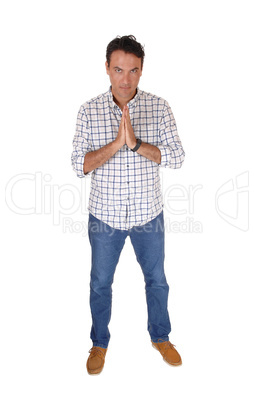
[131,138,142,152]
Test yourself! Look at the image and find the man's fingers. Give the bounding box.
[123,106,131,125]
[119,108,126,136]
[121,106,127,121]
[123,105,128,119]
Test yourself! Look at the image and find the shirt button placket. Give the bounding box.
[125,149,131,225]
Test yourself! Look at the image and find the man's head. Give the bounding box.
[106,35,145,69]
[105,35,145,107]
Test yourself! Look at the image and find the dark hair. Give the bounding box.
[106,35,145,68]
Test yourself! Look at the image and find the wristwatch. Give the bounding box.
[131,138,142,152]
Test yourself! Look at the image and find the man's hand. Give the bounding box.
[115,105,136,149]
[115,111,126,148]
[123,105,137,149]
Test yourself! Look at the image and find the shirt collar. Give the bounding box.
[108,86,140,112]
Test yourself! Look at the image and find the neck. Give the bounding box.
[113,96,125,111]
[112,89,137,111]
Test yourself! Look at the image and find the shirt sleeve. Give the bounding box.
[157,102,185,169]
[71,105,92,178]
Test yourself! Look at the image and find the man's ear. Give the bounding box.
[105,61,109,75]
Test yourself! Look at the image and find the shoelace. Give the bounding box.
[164,341,176,351]
[156,340,176,356]
[88,347,105,359]
[157,339,175,347]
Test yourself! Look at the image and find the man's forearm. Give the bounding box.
[84,138,161,174]
[84,139,122,174]
[136,142,161,164]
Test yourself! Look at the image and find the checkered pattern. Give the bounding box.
[71,88,185,229]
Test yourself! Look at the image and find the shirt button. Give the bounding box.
[126,165,129,168]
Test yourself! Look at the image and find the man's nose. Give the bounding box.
[121,73,131,85]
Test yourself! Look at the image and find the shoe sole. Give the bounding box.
[86,366,104,375]
[152,343,182,366]
[87,370,103,376]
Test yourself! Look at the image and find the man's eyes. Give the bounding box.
[114,69,138,73]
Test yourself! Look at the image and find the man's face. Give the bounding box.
[105,50,142,106]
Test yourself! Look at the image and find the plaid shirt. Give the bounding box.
[71,87,185,230]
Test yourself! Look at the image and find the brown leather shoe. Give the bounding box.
[152,340,182,366]
[86,346,107,375]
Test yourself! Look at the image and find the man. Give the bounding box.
[71,35,185,375]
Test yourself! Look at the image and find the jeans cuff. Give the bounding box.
[151,337,169,343]
[92,342,108,349]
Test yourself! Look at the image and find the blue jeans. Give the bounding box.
[88,211,171,348]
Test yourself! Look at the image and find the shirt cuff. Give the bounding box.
[73,155,92,178]
[157,145,171,168]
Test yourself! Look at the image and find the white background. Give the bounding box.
[1,0,253,400]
